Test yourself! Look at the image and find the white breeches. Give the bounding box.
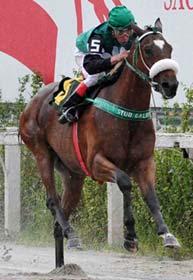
[74,48,106,87]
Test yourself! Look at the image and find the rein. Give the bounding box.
[124,58,151,83]
[124,31,179,90]
[124,31,162,89]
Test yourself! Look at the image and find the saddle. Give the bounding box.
[50,61,125,116]
[51,75,83,111]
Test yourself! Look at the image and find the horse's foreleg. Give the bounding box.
[92,153,137,251]
[119,186,138,252]
[134,157,180,248]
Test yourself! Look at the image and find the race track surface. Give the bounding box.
[0,243,193,280]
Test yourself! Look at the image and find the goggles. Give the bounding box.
[113,26,132,36]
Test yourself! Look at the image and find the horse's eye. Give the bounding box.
[144,47,153,57]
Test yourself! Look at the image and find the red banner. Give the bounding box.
[0,0,57,84]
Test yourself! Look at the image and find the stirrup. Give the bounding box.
[58,106,79,124]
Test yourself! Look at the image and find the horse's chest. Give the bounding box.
[103,127,155,164]
[128,130,155,161]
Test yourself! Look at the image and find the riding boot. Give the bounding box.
[58,82,88,124]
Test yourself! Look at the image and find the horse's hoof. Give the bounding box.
[161,233,181,248]
[124,239,138,253]
[67,237,82,250]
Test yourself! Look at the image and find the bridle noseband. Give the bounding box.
[124,31,179,91]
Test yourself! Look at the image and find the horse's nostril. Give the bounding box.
[162,82,170,89]
[161,80,178,99]
[170,82,179,94]
[162,81,179,93]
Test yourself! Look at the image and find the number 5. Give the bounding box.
[90,39,101,52]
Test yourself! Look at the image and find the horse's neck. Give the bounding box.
[108,64,151,110]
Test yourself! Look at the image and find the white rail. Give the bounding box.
[0,128,21,235]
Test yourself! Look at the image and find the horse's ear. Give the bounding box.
[154,18,162,32]
[130,23,145,37]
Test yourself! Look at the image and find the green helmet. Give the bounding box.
[108,6,135,29]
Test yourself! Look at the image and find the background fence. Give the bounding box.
[1,127,193,245]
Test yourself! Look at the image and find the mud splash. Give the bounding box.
[0,263,90,280]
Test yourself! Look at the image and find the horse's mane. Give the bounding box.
[130,21,163,42]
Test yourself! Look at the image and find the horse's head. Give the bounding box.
[130,18,179,99]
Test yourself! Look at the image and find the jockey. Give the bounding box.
[59,5,136,123]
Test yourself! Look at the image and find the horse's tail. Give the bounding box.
[18,110,32,146]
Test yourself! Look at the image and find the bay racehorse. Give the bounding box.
[19,19,180,268]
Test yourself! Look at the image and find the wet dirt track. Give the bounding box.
[0,243,193,280]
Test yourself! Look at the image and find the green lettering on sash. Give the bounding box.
[86,97,152,121]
